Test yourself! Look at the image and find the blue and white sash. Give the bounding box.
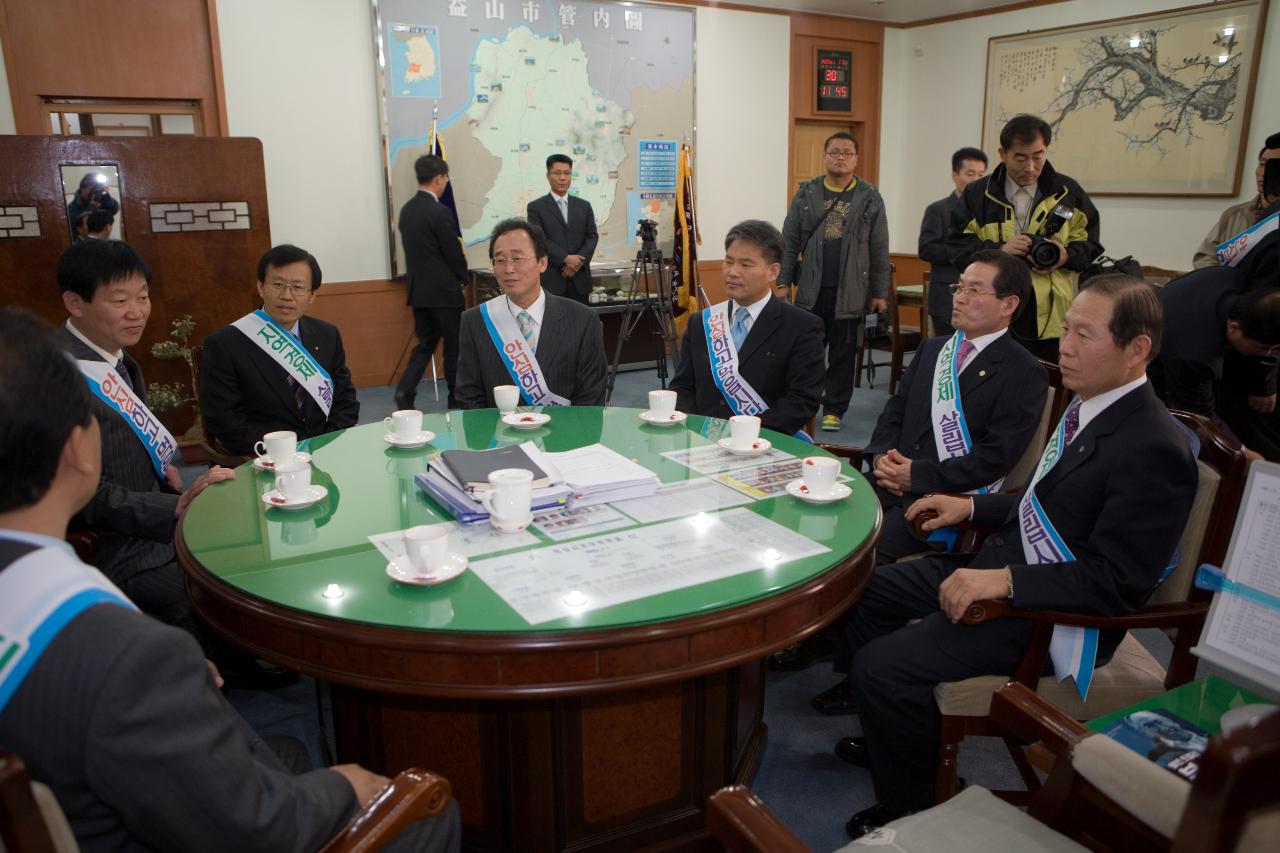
[77,359,176,479]
[232,310,334,416]
[702,301,769,417]
[0,544,136,712]
[478,296,570,407]
[1216,210,1278,267]
[930,331,1002,495]
[1017,399,1097,701]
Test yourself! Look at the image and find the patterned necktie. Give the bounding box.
[731,307,752,350]
[113,358,134,393]
[517,310,538,351]
[956,339,976,371]
[557,196,568,224]
[287,376,307,414]
[1063,403,1081,446]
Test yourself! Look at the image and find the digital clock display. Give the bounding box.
[816,50,852,112]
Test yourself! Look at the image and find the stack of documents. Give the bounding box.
[417,442,571,524]
[542,444,659,507]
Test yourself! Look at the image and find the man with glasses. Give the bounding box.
[778,131,890,432]
[455,218,607,409]
[808,250,1047,713]
[201,244,360,454]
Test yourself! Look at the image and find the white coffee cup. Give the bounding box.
[403,524,450,573]
[802,456,840,496]
[494,385,520,414]
[479,468,533,531]
[648,389,677,418]
[728,415,761,450]
[274,458,312,501]
[255,430,297,465]
[384,409,423,440]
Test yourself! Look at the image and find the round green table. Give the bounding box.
[177,407,880,852]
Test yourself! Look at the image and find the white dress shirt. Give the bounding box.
[957,327,1007,375]
[65,319,122,364]
[1075,375,1149,437]
[507,288,547,332]
[730,289,772,330]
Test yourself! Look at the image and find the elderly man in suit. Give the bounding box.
[455,218,607,408]
[200,244,360,455]
[0,307,461,853]
[671,219,825,437]
[833,276,1198,840]
[395,154,471,410]
[526,154,598,304]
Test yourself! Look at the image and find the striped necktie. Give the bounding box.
[956,339,976,371]
[517,310,538,351]
[113,358,134,392]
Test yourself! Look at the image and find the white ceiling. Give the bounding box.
[706,0,1035,25]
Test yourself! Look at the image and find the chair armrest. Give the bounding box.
[66,529,99,563]
[201,436,252,469]
[706,785,809,853]
[989,683,1089,754]
[962,600,1209,630]
[908,492,999,550]
[319,768,452,853]
[816,443,863,467]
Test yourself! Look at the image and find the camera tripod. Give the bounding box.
[605,239,678,402]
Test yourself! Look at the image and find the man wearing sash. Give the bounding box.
[1192,132,1279,268]
[55,240,235,634]
[201,244,359,454]
[456,218,607,409]
[832,277,1197,839]
[671,219,825,436]
[0,308,461,853]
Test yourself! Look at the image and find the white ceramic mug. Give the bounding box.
[802,456,840,495]
[648,389,677,418]
[254,430,297,465]
[403,525,450,573]
[384,409,423,440]
[728,415,761,450]
[479,468,533,531]
[494,385,520,414]
[274,458,312,500]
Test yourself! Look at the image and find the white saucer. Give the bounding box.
[785,479,852,504]
[386,553,468,586]
[383,431,436,449]
[262,484,328,510]
[490,512,534,533]
[718,437,772,456]
[502,412,550,430]
[639,410,687,427]
[253,451,312,471]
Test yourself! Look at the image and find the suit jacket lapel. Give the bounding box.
[957,333,1007,396]
[735,297,780,365]
[1037,381,1151,493]
[535,294,557,359]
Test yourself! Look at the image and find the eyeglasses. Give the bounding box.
[265,281,311,297]
[825,150,857,159]
[949,283,1000,298]
[492,255,534,269]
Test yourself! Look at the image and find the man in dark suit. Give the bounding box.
[395,154,470,410]
[918,147,988,336]
[526,153,598,304]
[456,218,607,408]
[55,240,234,634]
[864,250,1046,564]
[834,276,1198,840]
[671,219,825,436]
[0,307,460,853]
[200,244,360,455]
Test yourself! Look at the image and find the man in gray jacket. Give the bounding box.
[778,132,890,431]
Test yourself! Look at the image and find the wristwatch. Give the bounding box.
[1005,568,1014,602]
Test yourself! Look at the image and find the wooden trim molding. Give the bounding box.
[896,0,1077,29]
[205,0,230,136]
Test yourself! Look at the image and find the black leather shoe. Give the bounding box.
[221,660,300,692]
[810,678,859,715]
[767,635,833,672]
[834,736,869,767]
[845,802,908,840]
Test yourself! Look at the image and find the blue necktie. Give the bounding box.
[731,308,751,350]
[517,310,538,351]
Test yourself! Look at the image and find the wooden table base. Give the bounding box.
[331,661,768,852]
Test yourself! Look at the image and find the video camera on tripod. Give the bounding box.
[635,218,660,257]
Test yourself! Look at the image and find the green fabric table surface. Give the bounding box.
[181,407,878,633]
[1085,675,1274,735]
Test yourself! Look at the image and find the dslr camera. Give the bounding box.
[1026,204,1074,269]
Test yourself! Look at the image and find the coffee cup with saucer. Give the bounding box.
[386,525,469,586]
[262,459,328,510]
[717,436,771,456]
[480,469,535,533]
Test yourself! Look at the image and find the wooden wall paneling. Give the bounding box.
[0,0,225,136]
[307,280,417,388]
[0,136,268,434]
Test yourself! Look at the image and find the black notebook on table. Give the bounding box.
[436,445,550,491]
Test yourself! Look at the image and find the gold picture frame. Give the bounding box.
[982,0,1270,197]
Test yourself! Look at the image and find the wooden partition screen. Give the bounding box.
[0,136,269,434]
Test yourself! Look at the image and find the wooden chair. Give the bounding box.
[888,268,924,395]
[928,410,1248,805]
[706,682,1280,853]
[0,749,452,853]
[189,345,252,468]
